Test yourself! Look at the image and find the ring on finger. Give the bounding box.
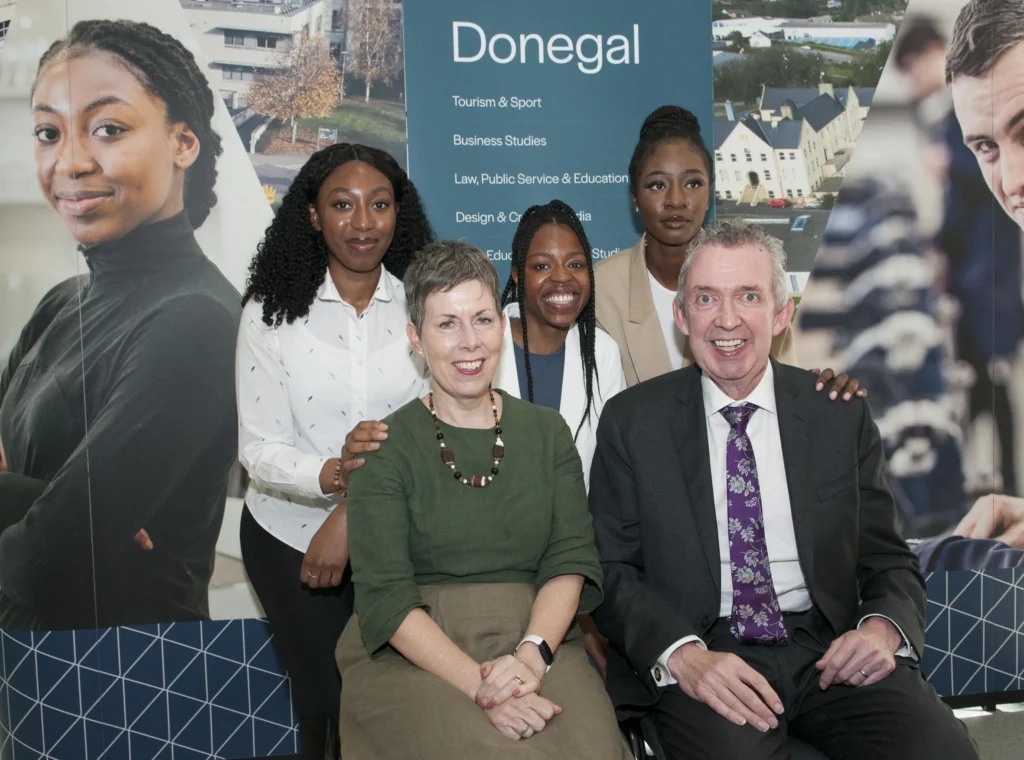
[512,674,525,686]
[859,669,868,677]
[517,724,528,736]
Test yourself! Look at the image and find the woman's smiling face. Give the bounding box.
[32,50,197,245]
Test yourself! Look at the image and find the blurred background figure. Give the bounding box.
[796,4,1024,541]
[798,176,964,537]
[894,14,1023,500]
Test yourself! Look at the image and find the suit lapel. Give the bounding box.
[772,360,816,583]
[625,235,673,383]
[670,370,721,595]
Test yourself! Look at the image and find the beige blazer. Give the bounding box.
[593,234,798,387]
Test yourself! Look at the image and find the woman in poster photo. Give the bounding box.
[236,142,434,760]
[594,105,862,402]
[0,20,240,629]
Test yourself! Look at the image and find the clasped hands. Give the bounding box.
[474,651,561,741]
[668,617,900,733]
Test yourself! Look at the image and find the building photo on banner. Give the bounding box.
[710,0,899,298]
[178,0,407,211]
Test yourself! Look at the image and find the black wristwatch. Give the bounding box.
[515,635,553,672]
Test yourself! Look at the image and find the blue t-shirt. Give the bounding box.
[512,341,565,412]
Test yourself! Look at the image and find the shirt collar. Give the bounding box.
[316,267,394,304]
[701,361,777,419]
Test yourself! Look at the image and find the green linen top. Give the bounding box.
[346,391,604,655]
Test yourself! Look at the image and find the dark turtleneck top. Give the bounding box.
[0,211,241,630]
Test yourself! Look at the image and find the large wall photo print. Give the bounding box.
[0,1,294,758]
[795,0,1024,698]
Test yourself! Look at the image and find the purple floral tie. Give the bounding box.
[721,403,788,645]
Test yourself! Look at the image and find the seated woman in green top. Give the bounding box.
[337,241,631,759]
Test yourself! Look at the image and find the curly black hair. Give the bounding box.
[500,200,598,441]
[35,19,223,229]
[243,143,434,327]
[628,105,713,194]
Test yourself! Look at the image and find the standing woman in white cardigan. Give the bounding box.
[495,200,627,676]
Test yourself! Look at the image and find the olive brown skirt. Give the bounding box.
[336,582,632,759]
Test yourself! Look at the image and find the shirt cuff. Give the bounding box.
[294,454,332,500]
[651,636,706,687]
[857,614,918,661]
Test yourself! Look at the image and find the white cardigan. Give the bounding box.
[494,304,627,490]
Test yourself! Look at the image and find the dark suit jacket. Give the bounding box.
[588,360,927,712]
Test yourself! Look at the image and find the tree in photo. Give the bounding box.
[347,0,403,102]
[247,34,342,144]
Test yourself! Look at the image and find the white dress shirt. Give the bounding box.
[652,363,914,686]
[236,268,429,553]
[647,270,687,371]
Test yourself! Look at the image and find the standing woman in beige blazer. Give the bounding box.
[595,105,862,400]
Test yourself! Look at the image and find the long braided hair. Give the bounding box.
[35,19,223,229]
[243,143,433,326]
[628,105,714,195]
[500,200,598,440]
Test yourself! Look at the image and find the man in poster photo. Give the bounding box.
[939,0,1024,568]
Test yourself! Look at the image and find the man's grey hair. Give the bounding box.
[947,0,1024,84]
[404,240,501,332]
[675,220,789,312]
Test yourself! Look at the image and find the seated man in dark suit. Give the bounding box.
[589,220,977,760]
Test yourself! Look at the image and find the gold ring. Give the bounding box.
[512,675,525,686]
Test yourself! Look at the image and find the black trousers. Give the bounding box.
[239,505,353,760]
[654,610,978,760]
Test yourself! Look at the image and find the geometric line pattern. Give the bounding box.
[0,619,297,760]
[922,569,1024,698]
[1,573,1021,758]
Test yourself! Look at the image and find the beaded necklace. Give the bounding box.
[429,388,504,487]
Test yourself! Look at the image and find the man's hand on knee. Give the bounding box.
[667,643,784,732]
[816,618,899,689]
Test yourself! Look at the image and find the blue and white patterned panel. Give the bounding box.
[1,572,1022,759]
[0,619,297,760]
[922,569,1024,697]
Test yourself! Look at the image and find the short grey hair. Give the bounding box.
[947,0,1024,83]
[675,220,789,312]
[404,240,501,332]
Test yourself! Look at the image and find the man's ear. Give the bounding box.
[673,299,690,337]
[773,297,795,336]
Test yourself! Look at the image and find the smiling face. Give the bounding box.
[513,222,591,333]
[407,279,506,407]
[951,41,1024,228]
[633,138,711,249]
[32,50,197,246]
[310,160,398,275]
[675,243,793,400]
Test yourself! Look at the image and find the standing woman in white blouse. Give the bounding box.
[235,143,434,760]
